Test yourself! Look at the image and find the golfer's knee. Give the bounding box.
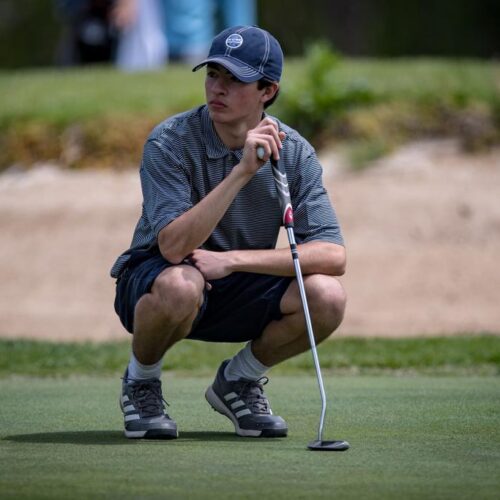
[152,266,205,322]
[305,275,346,337]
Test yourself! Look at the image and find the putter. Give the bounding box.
[258,146,349,452]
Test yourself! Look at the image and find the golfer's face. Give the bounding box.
[205,65,263,125]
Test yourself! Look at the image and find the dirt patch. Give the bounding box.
[1,139,499,342]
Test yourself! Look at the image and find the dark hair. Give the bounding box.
[258,79,280,109]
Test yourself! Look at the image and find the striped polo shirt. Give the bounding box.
[110,105,343,278]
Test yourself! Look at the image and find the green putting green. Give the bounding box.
[1,375,499,499]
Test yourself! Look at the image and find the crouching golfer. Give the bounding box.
[111,25,346,439]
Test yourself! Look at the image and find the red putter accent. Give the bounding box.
[284,205,294,225]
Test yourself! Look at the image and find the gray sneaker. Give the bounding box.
[205,360,288,437]
[120,369,178,439]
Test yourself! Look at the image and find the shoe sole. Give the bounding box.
[205,386,287,438]
[124,429,178,439]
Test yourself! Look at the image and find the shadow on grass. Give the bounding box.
[178,431,285,443]
[3,430,275,445]
[4,431,131,445]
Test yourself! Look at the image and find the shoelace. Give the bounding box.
[237,377,270,414]
[124,377,170,418]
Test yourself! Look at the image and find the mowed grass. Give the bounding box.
[1,57,497,168]
[1,375,499,499]
[0,58,497,127]
[1,335,499,377]
[0,64,205,127]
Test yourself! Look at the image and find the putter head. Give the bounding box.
[308,439,350,451]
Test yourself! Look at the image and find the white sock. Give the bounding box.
[224,342,269,381]
[127,352,163,382]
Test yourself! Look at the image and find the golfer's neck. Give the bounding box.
[214,115,262,151]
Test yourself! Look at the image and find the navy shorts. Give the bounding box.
[114,247,293,343]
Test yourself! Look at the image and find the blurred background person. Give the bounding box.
[112,0,168,71]
[164,0,256,63]
[54,0,256,69]
[55,0,117,65]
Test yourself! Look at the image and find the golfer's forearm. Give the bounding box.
[229,242,346,277]
[158,168,252,263]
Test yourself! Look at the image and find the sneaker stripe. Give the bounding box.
[121,396,133,407]
[122,400,136,409]
[230,400,245,410]
[125,414,141,422]
[120,373,178,440]
[224,392,238,401]
[235,408,252,419]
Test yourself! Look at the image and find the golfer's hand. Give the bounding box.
[188,249,234,286]
[238,117,286,176]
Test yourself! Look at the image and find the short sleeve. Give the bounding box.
[290,149,344,246]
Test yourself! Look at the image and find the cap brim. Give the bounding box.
[192,56,262,83]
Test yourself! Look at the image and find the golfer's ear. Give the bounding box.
[261,82,279,104]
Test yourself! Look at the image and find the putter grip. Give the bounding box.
[270,157,294,228]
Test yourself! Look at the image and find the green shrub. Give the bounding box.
[275,43,375,141]
[0,54,498,170]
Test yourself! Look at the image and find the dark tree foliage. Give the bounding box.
[0,0,498,68]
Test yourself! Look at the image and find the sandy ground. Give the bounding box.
[1,139,499,342]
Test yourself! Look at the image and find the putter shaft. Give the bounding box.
[286,227,327,443]
[270,155,348,451]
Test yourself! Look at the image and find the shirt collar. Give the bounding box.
[201,105,230,159]
[201,106,270,160]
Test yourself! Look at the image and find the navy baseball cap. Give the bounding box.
[192,25,283,83]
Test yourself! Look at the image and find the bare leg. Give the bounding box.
[132,265,206,365]
[252,274,346,367]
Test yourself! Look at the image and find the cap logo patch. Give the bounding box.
[225,33,243,49]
